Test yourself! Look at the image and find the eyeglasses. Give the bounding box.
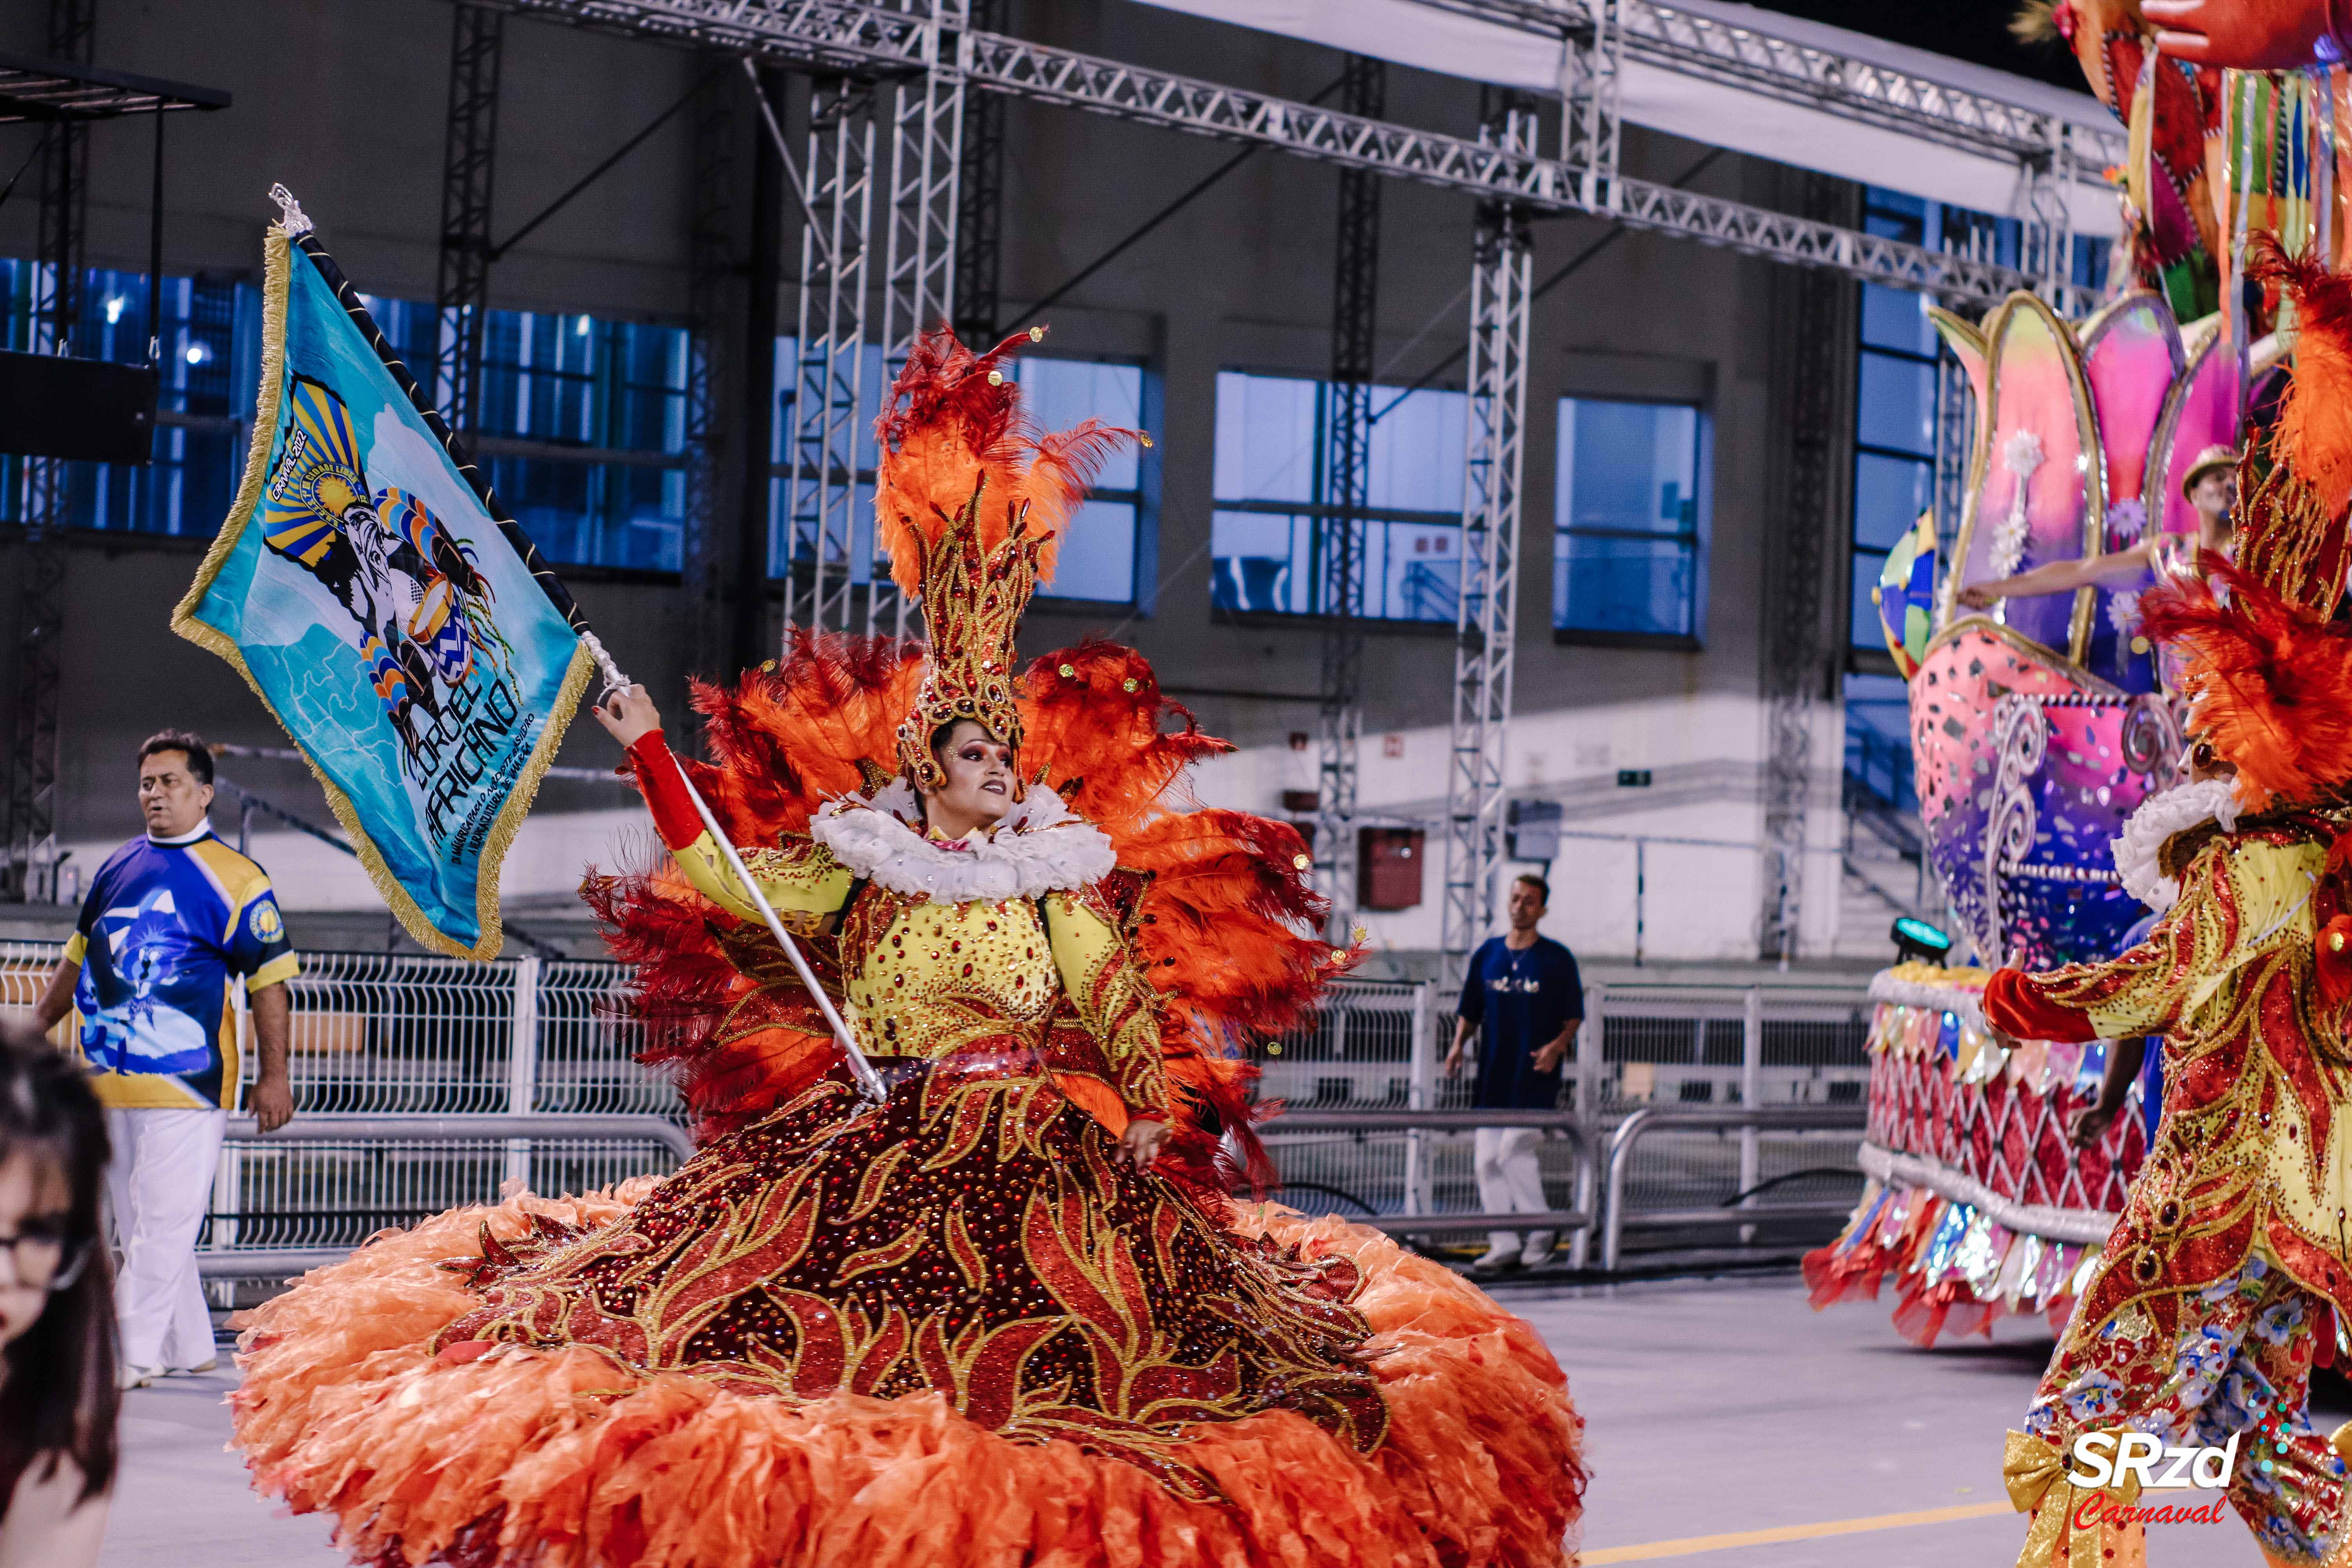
[0,1228,91,1292]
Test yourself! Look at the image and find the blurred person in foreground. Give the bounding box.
[1444,873,1584,1275]
[26,730,299,1389]
[0,1022,117,1568]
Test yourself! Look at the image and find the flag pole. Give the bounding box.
[264,185,886,1108]
[578,633,888,1109]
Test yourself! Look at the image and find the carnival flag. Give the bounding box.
[172,191,596,959]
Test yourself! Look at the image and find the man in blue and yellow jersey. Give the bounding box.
[29,730,298,1388]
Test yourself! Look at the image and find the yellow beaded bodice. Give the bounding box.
[848,895,1060,1058]
[662,811,1172,1121]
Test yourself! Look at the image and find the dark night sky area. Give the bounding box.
[1749,0,2091,94]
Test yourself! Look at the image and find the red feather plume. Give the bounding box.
[870,328,1142,598]
[2137,558,2352,811]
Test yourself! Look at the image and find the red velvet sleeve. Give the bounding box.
[1981,966,2101,1044]
[624,731,704,851]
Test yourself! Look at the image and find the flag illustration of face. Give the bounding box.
[174,217,592,959]
[259,376,514,770]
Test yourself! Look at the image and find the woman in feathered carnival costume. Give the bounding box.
[1989,244,2352,1568]
[224,327,1586,1568]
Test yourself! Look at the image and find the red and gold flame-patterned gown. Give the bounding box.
[1984,811,2352,1568]
[226,733,1585,1568]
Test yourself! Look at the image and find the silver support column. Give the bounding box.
[872,0,967,635]
[785,75,879,636]
[1438,97,1537,995]
[785,1,964,639]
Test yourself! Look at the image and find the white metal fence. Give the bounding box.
[2,940,1872,1274]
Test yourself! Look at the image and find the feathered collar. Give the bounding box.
[809,777,1116,903]
[2112,779,2241,914]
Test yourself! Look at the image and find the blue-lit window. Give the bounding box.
[1844,670,1915,813]
[1848,189,2111,654]
[1209,370,1467,624]
[0,262,691,572]
[0,260,258,539]
[470,307,689,572]
[1013,357,1149,604]
[1851,192,1942,655]
[766,349,1149,604]
[1553,397,1706,642]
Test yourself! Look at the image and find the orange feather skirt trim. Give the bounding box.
[229,1187,1585,1568]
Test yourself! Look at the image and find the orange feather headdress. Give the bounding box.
[872,325,1145,790]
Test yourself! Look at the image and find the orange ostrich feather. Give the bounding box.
[871,327,1143,598]
[2138,559,2352,811]
[2247,235,2352,523]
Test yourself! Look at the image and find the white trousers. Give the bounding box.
[105,1107,226,1370]
[1473,1125,1554,1259]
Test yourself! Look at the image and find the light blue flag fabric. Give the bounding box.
[174,211,594,959]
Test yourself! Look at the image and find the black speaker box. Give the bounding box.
[0,348,158,465]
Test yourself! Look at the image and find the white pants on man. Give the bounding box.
[1474,1125,1554,1261]
[105,1107,226,1371]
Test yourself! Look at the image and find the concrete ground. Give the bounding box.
[100,1272,2301,1567]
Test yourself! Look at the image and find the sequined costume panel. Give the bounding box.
[1985,823,2352,1321]
[2020,1256,2348,1563]
[435,1061,1384,1501]
[1985,820,2352,1567]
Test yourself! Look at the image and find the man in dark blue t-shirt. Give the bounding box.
[1443,873,1583,1273]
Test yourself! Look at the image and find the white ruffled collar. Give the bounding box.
[2112,778,2241,914]
[809,777,1116,903]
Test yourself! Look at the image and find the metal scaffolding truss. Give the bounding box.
[1617,2,2122,176]
[872,0,964,635]
[1384,0,2125,177]
[782,74,879,635]
[1439,100,1537,996]
[1313,55,1386,942]
[488,0,2076,309]
[967,35,2073,310]
[436,3,505,432]
[781,0,961,637]
[3,0,93,904]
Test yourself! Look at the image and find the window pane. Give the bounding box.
[1860,283,1934,358]
[1850,547,1891,652]
[1556,399,1698,537]
[1370,519,1460,622]
[1045,497,1138,602]
[1857,351,1936,457]
[1844,670,1916,811]
[1555,532,1695,637]
[1210,510,1308,615]
[490,456,683,572]
[1213,372,1317,503]
[1853,452,1931,551]
[1365,385,1466,514]
[1014,359,1143,492]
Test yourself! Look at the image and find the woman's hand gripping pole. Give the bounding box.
[582,634,890,1107]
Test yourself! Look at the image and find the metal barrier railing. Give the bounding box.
[200,1114,691,1278]
[1267,1108,1596,1262]
[7,935,1873,1276]
[1601,1103,1871,1270]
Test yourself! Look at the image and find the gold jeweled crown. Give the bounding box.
[891,477,1047,789]
[871,326,1143,792]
